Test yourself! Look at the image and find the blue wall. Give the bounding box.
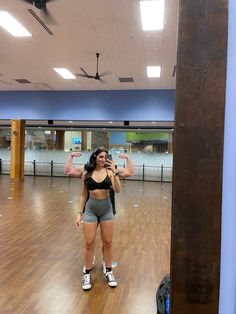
[0,89,175,121]
[219,0,236,313]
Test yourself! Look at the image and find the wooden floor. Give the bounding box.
[0,175,171,314]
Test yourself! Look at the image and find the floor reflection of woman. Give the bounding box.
[76,147,121,290]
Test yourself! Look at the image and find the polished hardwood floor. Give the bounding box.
[0,175,171,314]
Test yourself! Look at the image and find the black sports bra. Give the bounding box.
[86,173,112,191]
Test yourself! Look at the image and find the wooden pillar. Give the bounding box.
[10,120,25,180]
[81,131,87,150]
[168,131,173,153]
[170,1,228,314]
[55,130,65,150]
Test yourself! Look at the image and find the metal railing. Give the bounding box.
[0,159,172,183]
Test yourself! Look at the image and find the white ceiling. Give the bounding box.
[0,0,178,91]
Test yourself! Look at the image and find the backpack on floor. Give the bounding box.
[156,274,170,314]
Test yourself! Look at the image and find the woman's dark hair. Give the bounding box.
[85,147,108,178]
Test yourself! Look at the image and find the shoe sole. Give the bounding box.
[108,282,117,287]
[82,285,92,290]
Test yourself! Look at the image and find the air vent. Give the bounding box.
[28,9,54,35]
[119,77,134,83]
[15,79,32,84]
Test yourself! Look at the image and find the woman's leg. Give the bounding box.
[100,220,114,268]
[83,222,97,270]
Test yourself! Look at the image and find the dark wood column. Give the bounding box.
[170,1,228,313]
[55,130,65,150]
[10,120,25,180]
[81,131,87,150]
[168,131,173,153]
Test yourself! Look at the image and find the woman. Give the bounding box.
[76,147,121,290]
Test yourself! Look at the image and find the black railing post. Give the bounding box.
[161,164,164,183]
[0,159,2,174]
[50,160,53,177]
[33,160,36,176]
[142,164,145,181]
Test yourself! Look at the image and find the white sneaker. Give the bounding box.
[102,258,118,274]
[83,255,96,274]
[82,273,92,290]
[105,271,117,287]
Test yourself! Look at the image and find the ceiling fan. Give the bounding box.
[77,53,111,83]
[21,0,57,24]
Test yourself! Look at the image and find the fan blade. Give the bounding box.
[77,73,95,79]
[99,71,112,78]
[76,74,87,78]
[80,67,89,76]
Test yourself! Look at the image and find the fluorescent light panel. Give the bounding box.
[53,68,76,80]
[0,11,32,37]
[140,0,165,30]
[147,66,161,78]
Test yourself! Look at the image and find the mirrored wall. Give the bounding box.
[0,120,173,182]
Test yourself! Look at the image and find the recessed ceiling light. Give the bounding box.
[140,0,165,31]
[53,68,76,80]
[108,121,113,124]
[0,11,32,37]
[147,66,161,78]
[68,121,73,123]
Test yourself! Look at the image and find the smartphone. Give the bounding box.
[105,154,112,168]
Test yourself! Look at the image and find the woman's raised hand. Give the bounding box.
[71,151,82,158]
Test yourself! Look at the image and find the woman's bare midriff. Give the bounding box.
[89,189,110,199]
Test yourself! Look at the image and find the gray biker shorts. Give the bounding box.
[83,196,113,223]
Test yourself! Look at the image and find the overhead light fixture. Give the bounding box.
[140,0,165,31]
[0,11,32,37]
[147,66,161,78]
[53,68,76,80]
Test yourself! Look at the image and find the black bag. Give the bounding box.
[156,274,170,314]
